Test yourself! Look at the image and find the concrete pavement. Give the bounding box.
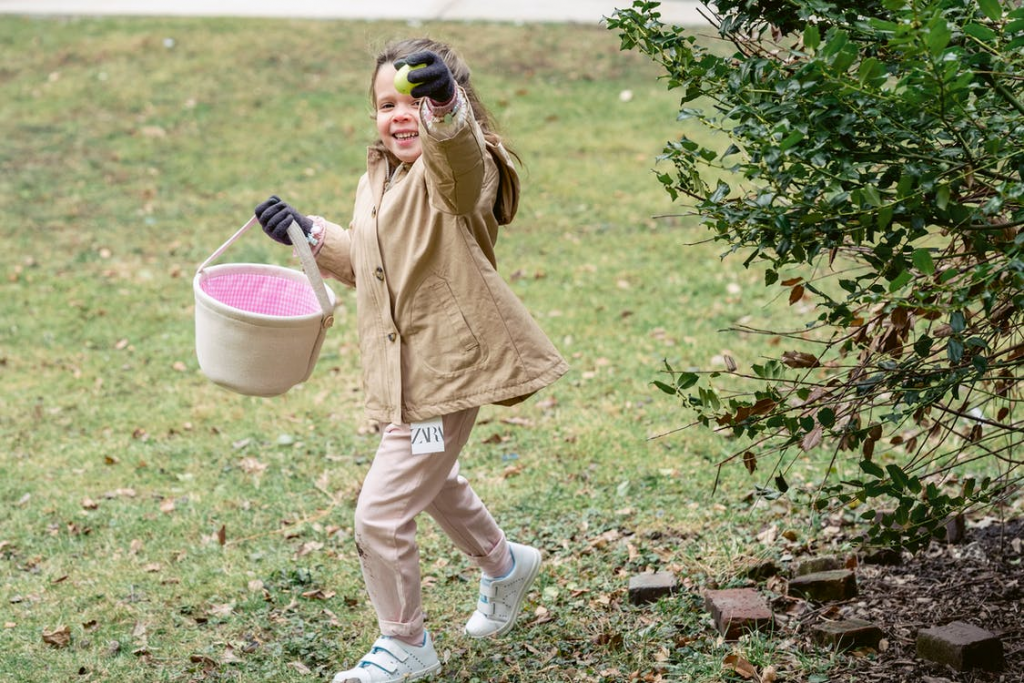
[0,0,707,25]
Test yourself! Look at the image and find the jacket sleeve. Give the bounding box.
[419,87,489,217]
[314,218,356,288]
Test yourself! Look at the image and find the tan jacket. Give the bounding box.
[314,102,568,425]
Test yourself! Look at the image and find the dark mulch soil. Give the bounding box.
[782,518,1023,682]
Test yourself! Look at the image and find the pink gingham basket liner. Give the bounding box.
[200,271,321,318]
[193,216,336,397]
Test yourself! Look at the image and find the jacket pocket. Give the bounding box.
[405,276,485,376]
[433,279,479,355]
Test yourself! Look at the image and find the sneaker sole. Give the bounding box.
[465,546,542,639]
[332,662,440,683]
[410,662,442,681]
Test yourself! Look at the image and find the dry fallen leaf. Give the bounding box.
[500,416,534,427]
[301,589,336,601]
[288,661,312,675]
[502,464,524,478]
[723,652,759,680]
[208,603,234,617]
[220,646,241,664]
[536,396,558,410]
[42,625,71,648]
[296,541,324,557]
[239,457,267,475]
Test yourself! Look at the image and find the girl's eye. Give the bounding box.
[378,102,394,112]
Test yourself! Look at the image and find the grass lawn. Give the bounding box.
[3,13,864,682]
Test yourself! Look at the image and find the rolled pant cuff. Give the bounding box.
[475,532,512,578]
[378,614,425,640]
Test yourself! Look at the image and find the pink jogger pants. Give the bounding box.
[353,407,513,638]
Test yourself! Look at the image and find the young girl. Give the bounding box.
[254,38,568,682]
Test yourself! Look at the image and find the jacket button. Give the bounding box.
[387,332,396,342]
[371,206,376,217]
[375,266,384,281]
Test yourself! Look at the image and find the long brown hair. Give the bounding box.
[370,38,517,162]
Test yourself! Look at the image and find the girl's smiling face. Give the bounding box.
[374,64,423,164]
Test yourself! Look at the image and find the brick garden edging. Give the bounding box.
[629,548,1007,674]
[703,588,774,639]
[916,621,1005,672]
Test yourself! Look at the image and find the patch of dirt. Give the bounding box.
[794,518,1023,682]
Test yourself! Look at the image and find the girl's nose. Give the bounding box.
[394,102,417,120]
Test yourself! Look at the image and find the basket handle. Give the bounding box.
[286,221,335,328]
[197,216,335,329]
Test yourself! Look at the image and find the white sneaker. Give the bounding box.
[464,541,542,639]
[331,632,441,683]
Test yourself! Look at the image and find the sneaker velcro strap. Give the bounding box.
[380,638,411,663]
[476,596,495,615]
[360,651,399,674]
[480,582,498,599]
[360,639,411,672]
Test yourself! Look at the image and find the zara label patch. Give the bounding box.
[410,417,445,455]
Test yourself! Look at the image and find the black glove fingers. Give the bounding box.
[259,201,286,227]
[406,62,441,86]
[268,208,296,234]
[401,51,437,69]
[254,196,311,246]
[255,194,280,216]
[255,201,290,245]
[411,65,455,102]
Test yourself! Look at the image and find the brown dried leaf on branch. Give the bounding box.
[781,350,820,368]
[801,424,823,451]
[743,451,757,474]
